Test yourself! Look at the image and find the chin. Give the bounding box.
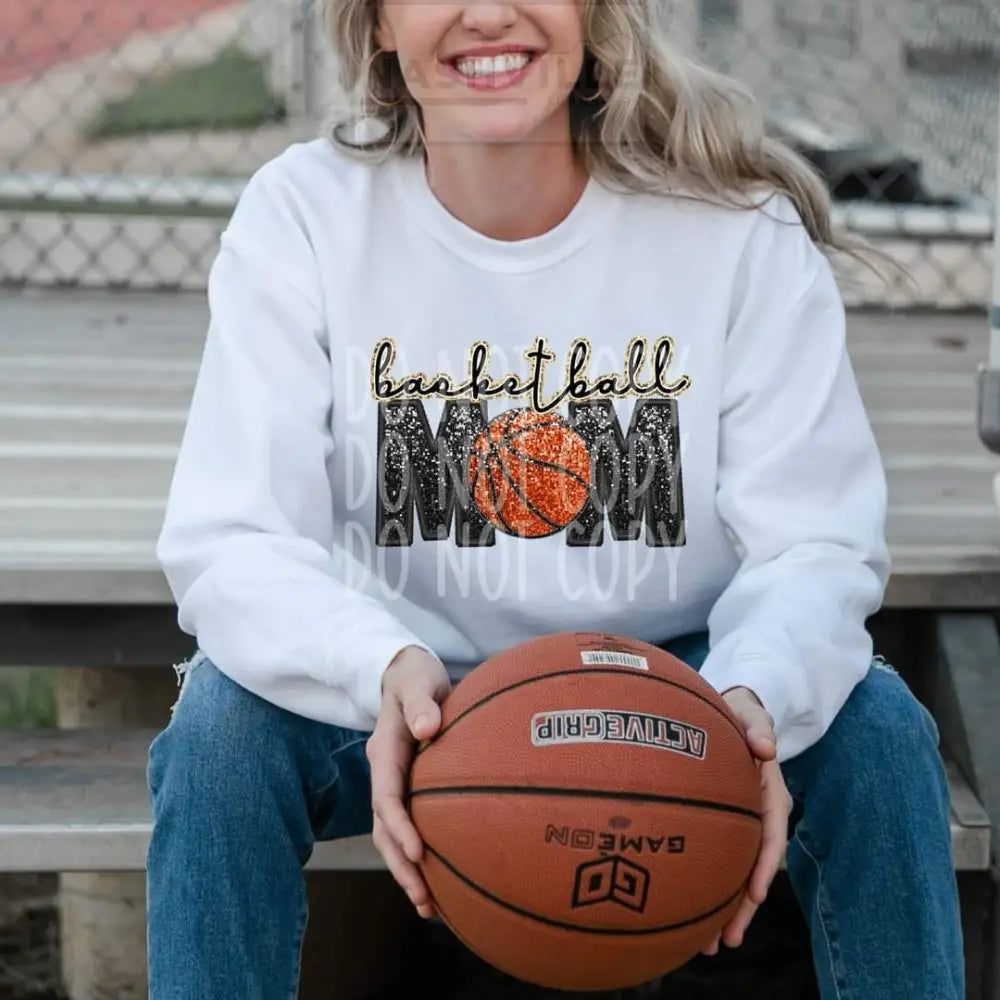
[458,113,553,146]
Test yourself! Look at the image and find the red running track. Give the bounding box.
[0,0,238,84]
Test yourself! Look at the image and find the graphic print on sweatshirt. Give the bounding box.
[370,335,692,548]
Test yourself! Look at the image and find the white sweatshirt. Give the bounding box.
[156,137,890,762]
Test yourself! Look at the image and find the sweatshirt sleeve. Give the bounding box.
[156,162,441,730]
[697,195,891,762]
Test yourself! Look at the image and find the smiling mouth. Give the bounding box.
[448,51,539,79]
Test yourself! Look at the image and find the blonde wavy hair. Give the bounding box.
[321,0,887,272]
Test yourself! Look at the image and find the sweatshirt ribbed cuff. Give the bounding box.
[698,653,792,752]
[346,632,443,730]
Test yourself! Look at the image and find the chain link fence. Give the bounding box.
[0,0,997,306]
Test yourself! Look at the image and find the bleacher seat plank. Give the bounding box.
[2,290,1000,608]
[0,728,990,873]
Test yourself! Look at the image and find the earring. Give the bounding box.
[575,83,603,103]
[365,46,402,109]
[367,89,401,109]
[573,58,603,104]
[364,45,390,77]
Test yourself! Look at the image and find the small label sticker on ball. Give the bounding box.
[580,650,649,671]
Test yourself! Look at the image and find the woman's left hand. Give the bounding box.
[700,686,793,956]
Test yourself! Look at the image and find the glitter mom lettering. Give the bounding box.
[375,399,686,548]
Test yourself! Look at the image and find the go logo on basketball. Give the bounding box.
[571,856,651,913]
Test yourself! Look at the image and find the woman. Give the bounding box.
[146,0,964,996]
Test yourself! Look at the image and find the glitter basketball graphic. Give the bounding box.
[468,409,592,538]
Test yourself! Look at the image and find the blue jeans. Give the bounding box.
[146,633,964,999]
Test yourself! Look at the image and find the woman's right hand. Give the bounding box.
[367,645,451,918]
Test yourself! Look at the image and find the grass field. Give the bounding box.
[0,667,57,728]
[87,44,286,139]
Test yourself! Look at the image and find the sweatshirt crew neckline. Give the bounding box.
[389,152,614,273]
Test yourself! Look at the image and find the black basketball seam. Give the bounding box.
[499,415,590,505]
[502,445,591,490]
[410,784,762,822]
[416,667,747,752]
[493,407,522,444]
[488,437,564,534]
[503,418,569,442]
[421,842,746,936]
[469,455,485,513]
[483,448,518,535]
[505,410,575,441]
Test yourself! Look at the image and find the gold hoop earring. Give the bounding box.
[365,46,401,110]
[575,84,603,103]
[573,56,603,104]
[367,89,400,110]
[364,46,392,77]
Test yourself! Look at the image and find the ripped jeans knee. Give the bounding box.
[169,649,208,719]
[870,653,898,676]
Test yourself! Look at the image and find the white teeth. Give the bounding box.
[454,53,531,77]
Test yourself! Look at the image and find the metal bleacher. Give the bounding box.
[1,291,999,996]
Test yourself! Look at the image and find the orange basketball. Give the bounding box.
[408,632,763,992]
[468,408,591,538]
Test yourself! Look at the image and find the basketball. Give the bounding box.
[408,631,763,992]
[468,408,591,538]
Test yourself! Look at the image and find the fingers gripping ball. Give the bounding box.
[407,632,763,992]
[468,408,591,538]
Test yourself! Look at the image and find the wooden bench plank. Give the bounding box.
[2,290,1000,609]
[1,499,984,550]
[0,728,990,873]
